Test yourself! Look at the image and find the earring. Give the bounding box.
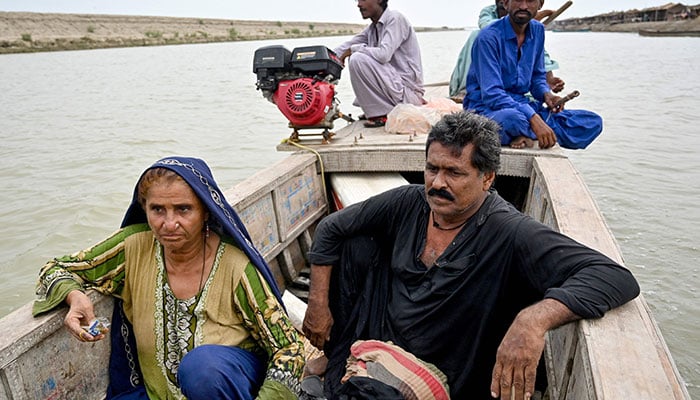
[204,222,210,239]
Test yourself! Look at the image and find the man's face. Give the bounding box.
[356,0,384,21]
[505,0,540,26]
[495,0,507,17]
[424,142,494,221]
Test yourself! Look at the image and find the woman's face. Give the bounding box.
[144,178,208,253]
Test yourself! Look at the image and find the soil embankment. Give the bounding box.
[552,17,700,33]
[0,12,368,54]
[2,12,698,54]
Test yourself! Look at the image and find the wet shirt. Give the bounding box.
[308,184,639,399]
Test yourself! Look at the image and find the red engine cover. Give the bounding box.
[273,78,335,127]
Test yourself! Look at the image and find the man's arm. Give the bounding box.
[302,264,334,349]
[490,298,578,400]
[333,27,370,65]
[490,217,641,399]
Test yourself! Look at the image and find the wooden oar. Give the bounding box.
[551,90,580,111]
[542,1,573,25]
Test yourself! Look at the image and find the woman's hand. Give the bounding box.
[64,290,105,342]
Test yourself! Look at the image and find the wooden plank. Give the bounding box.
[531,157,690,399]
[330,172,409,207]
[225,152,327,264]
[272,162,326,242]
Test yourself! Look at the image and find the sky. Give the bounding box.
[0,0,671,28]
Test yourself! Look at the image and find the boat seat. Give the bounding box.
[330,172,409,209]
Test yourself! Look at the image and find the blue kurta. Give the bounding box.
[464,16,602,149]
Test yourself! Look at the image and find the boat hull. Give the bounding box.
[0,86,689,399]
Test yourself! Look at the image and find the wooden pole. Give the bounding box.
[542,1,573,25]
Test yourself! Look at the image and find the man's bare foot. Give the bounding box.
[510,136,535,149]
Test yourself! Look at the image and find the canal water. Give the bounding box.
[1,29,698,395]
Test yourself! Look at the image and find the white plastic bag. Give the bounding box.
[385,98,462,135]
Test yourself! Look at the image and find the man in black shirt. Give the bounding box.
[302,111,639,399]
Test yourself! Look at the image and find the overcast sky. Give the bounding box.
[0,0,668,28]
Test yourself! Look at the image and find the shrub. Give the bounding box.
[145,31,162,38]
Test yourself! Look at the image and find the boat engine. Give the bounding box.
[253,45,354,143]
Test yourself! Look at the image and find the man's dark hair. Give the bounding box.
[426,111,501,174]
[380,0,388,10]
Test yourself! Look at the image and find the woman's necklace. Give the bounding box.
[432,211,468,231]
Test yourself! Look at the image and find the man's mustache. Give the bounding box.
[427,188,455,201]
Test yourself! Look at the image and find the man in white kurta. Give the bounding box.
[334,0,425,126]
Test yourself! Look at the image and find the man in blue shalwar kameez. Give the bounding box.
[464,0,602,149]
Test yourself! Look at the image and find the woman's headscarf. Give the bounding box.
[120,156,283,303]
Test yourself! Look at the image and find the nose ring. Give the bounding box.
[175,223,180,228]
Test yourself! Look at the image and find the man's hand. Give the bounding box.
[543,92,564,112]
[339,49,352,66]
[490,315,544,399]
[491,299,579,399]
[302,264,334,349]
[64,290,104,342]
[302,299,334,350]
[529,114,557,149]
[546,71,565,93]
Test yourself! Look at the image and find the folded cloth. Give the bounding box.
[336,376,405,399]
[342,340,450,400]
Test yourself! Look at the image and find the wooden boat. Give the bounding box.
[639,29,700,37]
[0,85,690,399]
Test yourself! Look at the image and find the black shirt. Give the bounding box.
[309,185,639,399]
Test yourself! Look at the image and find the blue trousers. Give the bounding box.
[484,102,603,149]
[108,300,265,400]
[110,345,265,400]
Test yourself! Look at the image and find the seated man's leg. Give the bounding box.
[538,108,603,149]
[486,108,533,147]
[178,345,265,400]
[324,235,389,397]
[347,53,405,118]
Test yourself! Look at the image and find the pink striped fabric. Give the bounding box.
[342,340,450,400]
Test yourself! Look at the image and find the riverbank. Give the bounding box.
[0,12,456,54]
[2,11,698,55]
[551,17,700,34]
